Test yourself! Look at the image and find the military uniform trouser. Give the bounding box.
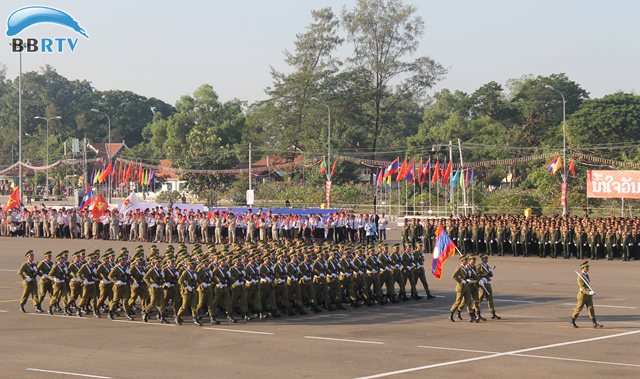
[129,284,150,309]
[146,286,166,315]
[273,281,289,307]
[163,287,181,314]
[365,273,383,298]
[572,292,596,320]
[299,280,316,304]
[313,278,331,305]
[245,283,262,311]
[260,282,277,310]
[52,282,69,307]
[215,228,223,244]
[352,274,368,299]
[285,280,302,306]
[458,283,479,312]
[97,282,114,308]
[177,289,198,317]
[450,284,472,314]
[20,280,40,307]
[212,286,232,314]
[379,271,395,296]
[196,286,213,315]
[401,268,418,295]
[339,275,356,301]
[69,280,82,303]
[38,279,53,304]
[78,283,98,309]
[478,282,495,312]
[391,269,407,295]
[413,267,429,293]
[326,277,341,303]
[109,284,131,312]
[230,284,248,313]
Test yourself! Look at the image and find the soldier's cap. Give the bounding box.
[134,254,144,261]
[93,249,101,255]
[79,249,86,254]
[186,259,195,265]
[415,242,422,246]
[459,255,468,261]
[391,243,400,248]
[105,248,114,254]
[480,254,489,259]
[580,261,589,268]
[72,251,82,258]
[103,251,114,259]
[116,254,127,262]
[55,252,65,260]
[119,247,128,253]
[43,251,52,256]
[25,250,34,257]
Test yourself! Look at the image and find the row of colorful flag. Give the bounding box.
[89,161,155,186]
[546,156,576,176]
[373,158,475,188]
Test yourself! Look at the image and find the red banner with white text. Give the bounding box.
[587,170,640,198]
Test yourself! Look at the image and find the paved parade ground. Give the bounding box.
[1,229,639,379]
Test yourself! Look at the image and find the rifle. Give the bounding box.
[575,271,594,292]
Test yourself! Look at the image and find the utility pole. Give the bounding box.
[458,139,467,215]
[248,143,252,190]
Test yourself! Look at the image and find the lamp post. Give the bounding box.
[34,116,61,198]
[311,97,331,208]
[432,142,455,216]
[545,85,568,216]
[91,109,112,203]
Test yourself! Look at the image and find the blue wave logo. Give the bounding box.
[7,6,88,39]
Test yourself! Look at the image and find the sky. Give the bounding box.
[0,0,638,107]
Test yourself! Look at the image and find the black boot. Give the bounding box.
[54,302,62,312]
[413,293,423,300]
[287,307,297,316]
[477,311,486,322]
[312,304,322,313]
[64,306,71,316]
[259,311,269,319]
[142,312,149,322]
[378,296,388,305]
[491,311,501,320]
[175,315,182,325]
[20,305,26,313]
[193,317,202,326]
[365,298,374,307]
[351,300,362,308]
[157,313,162,321]
[336,303,346,311]
[227,312,237,323]
[108,310,115,320]
[210,316,220,325]
[297,307,308,315]
[93,310,101,318]
[449,312,455,322]
[35,304,44,313]
[456,310,462,320]
[48,306,54,315]
[570,318,578,328]
[390,295,399,304]
[427,292,436,299]
[271,309,282,318]
[401,293,410,302]
[469,312,479,323]
[160,315,169,324]
[592,320,603,328]
[76,309,83,317]
[125,312,134,321]
[244,312,252,321]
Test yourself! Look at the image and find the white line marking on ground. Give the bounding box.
[111,320,175,327]
[0,310,8,313]
[203,327,274,335]
[417,346,497,354]
[562,303,637,309]
[26,368,110,378]
[0,269,16,272]
[356,329,640,378]
[516,353,640,368]
[494,299,536,303]
[28,313,87,320]
[304,336,384,345]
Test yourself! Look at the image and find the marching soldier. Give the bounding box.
[18,250,43,313]
[413,243,436,299]
[457,255,481,321]
[390,243,408,301]
[299,252,321,312]
[449,255,477,323]
[195,255,218,324]
[96,250,115,313]
[67,251,84,311]
[129,254,150,312]
[476,254,501,320]
[77,251,100,317]
[402,244,422,300]
[37,251,54,307]
[162,257,181,317]
[176,258,201,326]
[108,253,134,321]
[570,261,603,328]
[212,256,237,323]
[143,256,169,323]
[48,251,71,315]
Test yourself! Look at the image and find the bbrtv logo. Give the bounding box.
[7,6,89,53]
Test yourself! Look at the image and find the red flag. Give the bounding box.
[441,160,452,185]
[125,163,132,182]
[331,160,337,176]
[90,193,109,219]
[416,160,423,185]
[430,159,440,185]
[569,157,575,177]
[138,164,144,184]
[396,158,408,183]
[99,162,113,183]
[2,187,20,213]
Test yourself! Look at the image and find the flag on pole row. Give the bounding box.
[2,187,20,214]
[546,156,562,174]
[432,226,456,279]
[78,185,95,211]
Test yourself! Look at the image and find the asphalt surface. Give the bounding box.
[1,229,639,379]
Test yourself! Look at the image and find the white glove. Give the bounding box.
[133,282,139,288]
[490,269,494,274]
[589,291,596,296]
[233,280,241,286]
[42,274,48,279]
[461,279,467,285]
[163,282,171,288]
[332,273,337,279]
[101,279,109,284]
[216,283,223,289]
[185,285,193,292]
[320,273,325,278]
[24,277,32,282]
[54,278,62,284]
[151,284,159,289]
[115,280,125,286]
[201,283,208,288]
[83,279,90,285]
[125,269,130,274]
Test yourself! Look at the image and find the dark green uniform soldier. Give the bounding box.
[96,251,115,312]
[352,249,372,306]
[476,254,500,320]
[67,252,84,310]
[108,253,134,321]
[212,258,237,323]
[128,255,150,311]
[365,248,384,305]
[390,244,408,301]
[37,251,54,307]
[413,243,435,299]
[77,251,100,317]
[449,255,477,323]
[338,250,361,308]
[377,245,396,302]
[326,251,346,310]
[570,261,603,328]
[18,250,43,313]
[299,253,321,312]
[143,256,169,323]
[176,259,201,326]
[314,252,335,310]
[274,255,294,315]
[247,255,268,318]
[402,244,421,299]
[286,253,307,315]
[260,256,281,317]
[457,255,481,321]
[48,251,71,315]
[163,258,181,317]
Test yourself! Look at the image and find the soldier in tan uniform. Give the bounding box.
[570,261,603,328]
[449,255,477,323]
[476,254,501,320]
[18,250,43,313]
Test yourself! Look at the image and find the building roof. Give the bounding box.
[157,159,179,181]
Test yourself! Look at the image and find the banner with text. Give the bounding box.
[587,170,640,198]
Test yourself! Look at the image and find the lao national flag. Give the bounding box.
[441,160,452,185]
[432,226,456,279]
[383,158,399,179]
[546,157,560,174]
[78,185,95,211]
[405,160,415,183]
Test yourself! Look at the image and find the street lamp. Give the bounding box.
[91,108,112,203]
[311,97,331,208]
[34,116,61,198]
[545,84,568,216]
